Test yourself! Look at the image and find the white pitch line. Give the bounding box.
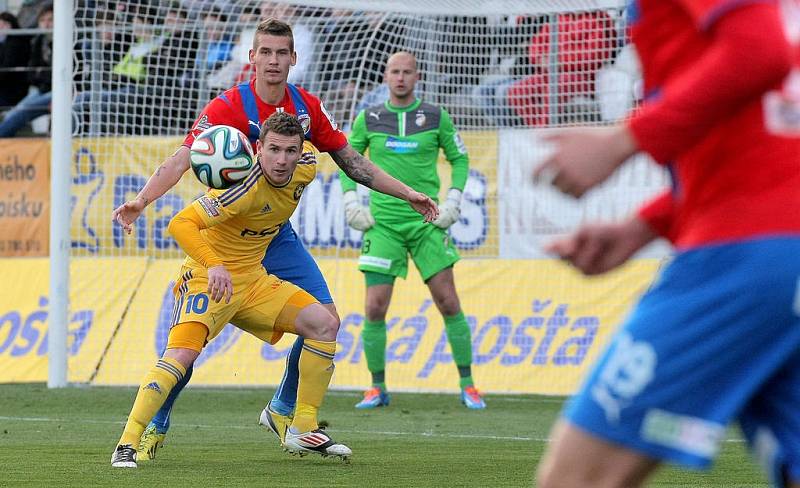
[0,415,746,443]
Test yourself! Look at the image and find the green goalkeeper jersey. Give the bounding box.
[340,98,469,221]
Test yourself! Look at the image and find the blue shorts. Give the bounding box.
[565,237,800,484]
[262,222,333,304]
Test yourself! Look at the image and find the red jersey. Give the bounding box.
[183,80,348,154]
[629,0,800,248]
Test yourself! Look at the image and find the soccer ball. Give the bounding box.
[189,125,255,189]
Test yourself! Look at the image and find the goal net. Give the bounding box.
[62,0,668,395]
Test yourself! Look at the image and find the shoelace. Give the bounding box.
[116,446,136,462]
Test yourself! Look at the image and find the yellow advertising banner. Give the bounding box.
[70,137,194,258]
[70,132,498,259]
[92,257,660,395]
[0,138,50,256]
[0,257,148,382]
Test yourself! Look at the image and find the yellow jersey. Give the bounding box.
[186,149,316,275]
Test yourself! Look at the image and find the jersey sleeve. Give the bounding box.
[339,110,368,193]
[182,95,248,148]
[302,89,348,153]
[437,108,469,191]
[168,205,222,267]
[637,190,676,241]
[628,2,791,163]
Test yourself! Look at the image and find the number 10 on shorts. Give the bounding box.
[185,293,209,314]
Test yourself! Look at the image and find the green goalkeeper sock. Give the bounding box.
[370,370,386,391]
[362,319,387,378]
[458,366,474,390]
[444,312,473,388]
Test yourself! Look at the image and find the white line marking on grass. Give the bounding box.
[0,415,747,443]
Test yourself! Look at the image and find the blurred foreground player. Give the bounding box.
[534,1,800,487]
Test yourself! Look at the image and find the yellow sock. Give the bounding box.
[291,339,336,433]
[118,357,185,448]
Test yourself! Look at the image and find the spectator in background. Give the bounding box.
[199,6,234,85]
[15,0,50,28]
[0,11,31,111]
[474,11,616,127]
[73,10,133,94]
[72,3,163,134]
[205,2,260,90]
[146,1,200,132]
[317,9,404,125]
[179,0,234,21]
[436,16,492,99]
[507,11,616,126]
[0,2,52,137]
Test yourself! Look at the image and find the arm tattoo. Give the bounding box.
[331,146,375,188]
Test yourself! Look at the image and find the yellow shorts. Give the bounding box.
[170,266,317,345]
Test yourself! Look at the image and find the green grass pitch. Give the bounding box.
[0,384,767,487]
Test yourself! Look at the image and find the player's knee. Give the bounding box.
[365,305,387,322]
[365,298,389,321]
[163,347,200,370]
[306,310,340,342]
[434,294,460,316]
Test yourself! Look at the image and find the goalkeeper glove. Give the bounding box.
[432,188,462,229]
[342,190,375,231]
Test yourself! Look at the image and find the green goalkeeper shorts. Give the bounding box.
[358,220,459,281]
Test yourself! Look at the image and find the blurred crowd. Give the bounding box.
[0,0,640,137]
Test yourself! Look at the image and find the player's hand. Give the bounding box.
[342,190,375,231]
[432,188,462,229]
[545,216,656,275]
[112,197,147,235]
[532,125,638,198]
[207,265,233,303]
[407,190,438,223]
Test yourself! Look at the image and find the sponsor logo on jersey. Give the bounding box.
[260,203,272,214]
[369,111,380,121]
[415,111,426,127]
[641,408,725,458]
[240,225,281,238]
[198,196,221,217]
[385,137,419,153]
[359,255,392,269]
[293,183,306,201]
